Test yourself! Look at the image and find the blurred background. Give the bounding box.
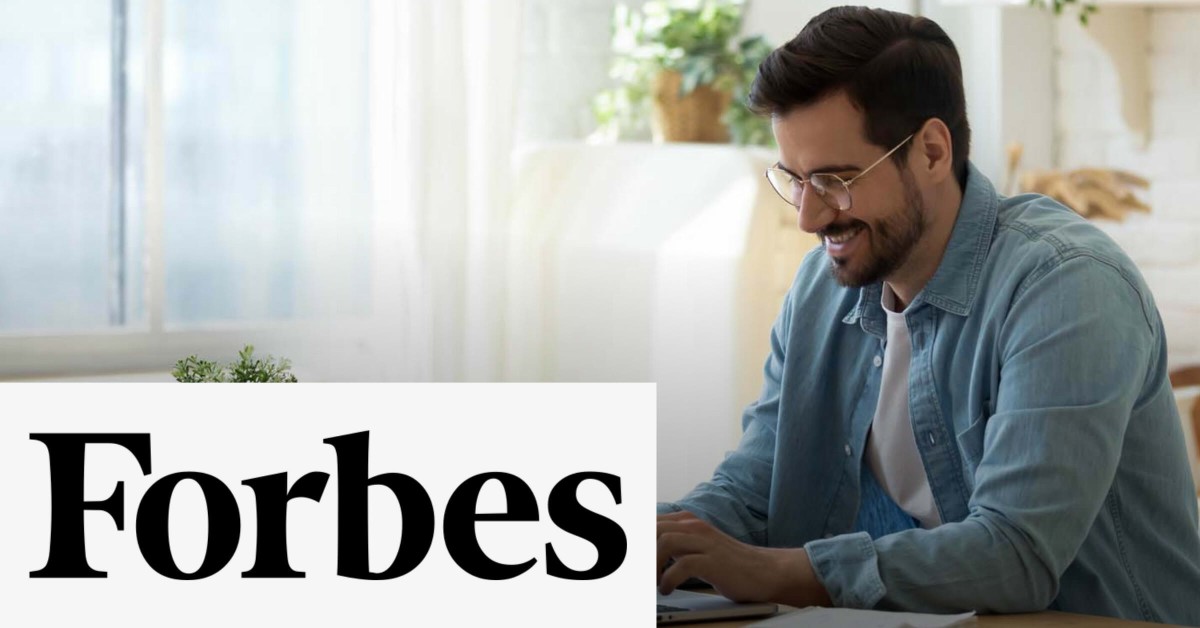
[3,0,1199,499]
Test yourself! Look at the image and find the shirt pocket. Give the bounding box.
[956,404,990,474]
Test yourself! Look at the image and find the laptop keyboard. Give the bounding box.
[657,604,688,613]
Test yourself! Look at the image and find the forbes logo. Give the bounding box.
[30,431,626,581]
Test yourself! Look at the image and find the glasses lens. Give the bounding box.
[767,169,800,205]
[811,174,850,210]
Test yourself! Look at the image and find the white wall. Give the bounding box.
[1054,7,1200,368]
[518,0,618,142]
[742,0,917,53]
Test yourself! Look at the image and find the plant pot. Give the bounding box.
[650,70,732,144]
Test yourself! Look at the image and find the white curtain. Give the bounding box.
[371,0,524,381]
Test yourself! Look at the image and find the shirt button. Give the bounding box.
[873,355,882,368]
[928,432,936,445]
[844,443,852,456]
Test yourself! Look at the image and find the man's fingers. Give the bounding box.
[658,531,715,556]
[656,531,708,578]
[659,554,709,595]
[657,510,695,522]
[657,515,713,539]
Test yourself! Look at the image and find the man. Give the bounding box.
[655,6,1200,624]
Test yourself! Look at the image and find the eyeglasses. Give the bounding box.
[764,134,914,211]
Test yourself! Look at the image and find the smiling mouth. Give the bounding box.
[822,223,865,246]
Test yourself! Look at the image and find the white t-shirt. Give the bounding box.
[864,284,942,529]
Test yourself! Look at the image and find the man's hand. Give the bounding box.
[657,510,832,608]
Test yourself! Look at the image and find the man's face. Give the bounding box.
[772,91,928,288]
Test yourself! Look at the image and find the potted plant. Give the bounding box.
[592,0,774,146]
[172,345,298,382]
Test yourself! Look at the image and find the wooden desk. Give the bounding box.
[672,590,1181,627]
[685,609,1178,627]
[976,613,1176,627]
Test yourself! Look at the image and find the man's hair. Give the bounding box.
[749,6,970,187]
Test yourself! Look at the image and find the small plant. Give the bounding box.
[1029,0,1098,26]
[592,0,774,146]
[172,345,298,383]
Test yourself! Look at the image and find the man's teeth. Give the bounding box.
[826,226,863,244]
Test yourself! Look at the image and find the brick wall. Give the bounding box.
[1055,8,1200,368]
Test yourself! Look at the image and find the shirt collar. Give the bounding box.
[842,161,998,330]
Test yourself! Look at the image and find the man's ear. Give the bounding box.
[912,118,954,185]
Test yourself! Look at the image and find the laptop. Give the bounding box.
[657,589,779,624]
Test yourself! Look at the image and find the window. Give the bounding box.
[0,0,378,377]
[0,0,118,331]
[0,0,371,332]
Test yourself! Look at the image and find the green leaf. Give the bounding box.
[594,0,778,146]
[172,355,228,383]
[173,344,297,383]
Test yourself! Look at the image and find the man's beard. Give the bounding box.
[824,169,927,288]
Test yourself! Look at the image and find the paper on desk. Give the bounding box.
[747,607,975,628]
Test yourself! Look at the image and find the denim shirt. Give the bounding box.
[659,162,1200,624]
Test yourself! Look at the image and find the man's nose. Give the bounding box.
[795,185,835,234]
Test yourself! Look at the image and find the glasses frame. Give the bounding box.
[765,133,915,211]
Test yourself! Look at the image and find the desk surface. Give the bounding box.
[671,591,1178,627]
[686,609,1176,627]
[972,613,1174,627]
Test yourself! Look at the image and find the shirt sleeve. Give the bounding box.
[656,288,795,545]
[805,255,1159,613]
